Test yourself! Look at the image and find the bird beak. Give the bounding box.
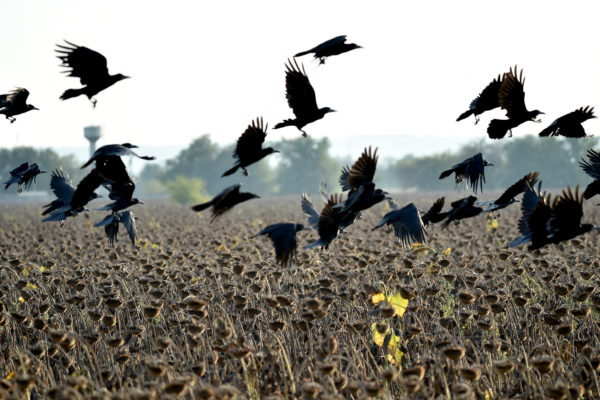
[138,201,144,205]
[487,162,494,167]
[123,76,131,79]
[274,150,280,153]
[33,107,40,111]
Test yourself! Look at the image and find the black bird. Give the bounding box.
[420,197,447,226]
[222,117,279,177]
[441,196,484,228]
[82,143,155,168]
[456,75,502,124]
[487,66,543,139]
[372,202,427,247]
[304,193,344,250]
[439,153,493,193]
[95,211,137,247]
[476,172,539,212]
[294,35,362,64]
[274,59,336,137]
[191,184,259,221]
[56,40,129,107]
[0,88,38,123]
[510,184,598,250]
[4,162,45,192]
[301,193,357,233]
[539,106,596,138]
[42,168,101,220]
[253,223,304,266]
[579,149,600,199]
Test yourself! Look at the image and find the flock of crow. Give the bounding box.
[2,36,600,265]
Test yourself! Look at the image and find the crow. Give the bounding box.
[294,35,362,64]
[539,106,596,138]
[42,168,101,220]
[420,197,447,226]
[439,153,493,193]
[253,223,304,266]
[579,149,600,199]
[0,88,38,123]
[82,143,155,168]
[476,172,539,212]
[456,75,502,124]
[304,193,344,250]
[372,202,427,247]
[56,40,129,107]
[222,117,279,177]
[274,59,335,137]
[4,162,45,192]
[191,184,259,221]
[441,196,483,228]
[487,66,543,139]
[95,211,137,247]
[510,184,599,250]
[301,193,357,233]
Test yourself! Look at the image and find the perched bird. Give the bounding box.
[42,168,101,220]
[420,197,447,226]
[304,193,345,250]
[487,66,543,139]
[579,149,600,199]
[95,211,137,246]
[539,106,596,138]
[253,223,304,266]
[191,184,259,221]
[82,143,155,168]
[294,35,362,64]
[441,196,483,228]
[439,153,493,193]
[476,172,539,212]
[456,75,502,124]
[3,162,45,192]
[510,184,599,250]
[222,117,278,177]
[372,202,427,247]
[274,59,336,137]
[56,40,129,107]
[0,88,38,123]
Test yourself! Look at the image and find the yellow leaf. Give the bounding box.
[39,266,46,272]
[371,292,386,305]
[484,388,495,400]
[387,293,409,317]
[5,371,15,380]
[371,322,388,347]
[25,282,37,290]
[443,247,452,256]
[18,297,25,303]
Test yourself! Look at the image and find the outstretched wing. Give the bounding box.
[235,117,267,159]
[548,186,584,235]
[56,40,109,84]
[579,149,600,180]
[256,223,297,266]
[284,59,319,118]
[347,146,378,189]
[9,162,29,177]
[318,194,343,242]
[498,66,527,118]
[119,211,138,245]
[49,168,76,202]
[372,203,427,247]
[494,172,539,206]
[6,88,30,106]
[466,153,485,193]
[70,169,105,211]
[421,197,445,225]
[301,194,320,230]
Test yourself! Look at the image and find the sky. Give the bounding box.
[2,0,600,162]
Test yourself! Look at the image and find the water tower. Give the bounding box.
[84,126,102,158]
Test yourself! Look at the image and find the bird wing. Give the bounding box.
[301,194,320,230]
[49,168,76,202]
[579,149,600,180]
[498,66,527,118]
[347,146,378,189]
[372,203,427,247]
[548,186,584,235]
[338,165,351,191]
[494,172,539,206]
[318,194,343,242]
[474,75,502,109]
[56,40,109,84]
[9,162,29,177]
[234,117,267,159]
[70,169,105,211]
[466,153,485,193]
[570,106,596,124]
[518,183,550,237]
[6,88,30,106]
[311,35,347,52]
[257,223,297,266]
[119,211,138,245]
[284,59,319,117]
[421,197,445,225]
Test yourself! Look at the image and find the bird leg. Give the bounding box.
[474,115,480,125]
[301,129,308,138]
[8,116,15,123]
[243,168,249,177]
[90,98,98,108]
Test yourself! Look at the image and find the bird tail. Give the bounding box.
[294,50,311,57]
[274,119,295,129]
[439,169,453,180]
[456,109,474,122]
[487,119,511,139]
[538,126,554,137]
[59,88,85,101]
[222,165,239,177]
[191,201,212,212]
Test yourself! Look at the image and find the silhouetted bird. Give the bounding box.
[420,197,447,225]
[191,184,259,221]
[304,193,344,250]
[439,153,493,193]
[539,106,595,138]
[510,184,598,250]
[82,143,155,168]
[42,168,101,220]
[487,66,543,139]
[456,75,502,124]
[302,193,357,233]
[441,196,483,228]
[372,202,427,247]
[253,223,304,266]
[95,211,137,247]
[4,162,45,192]
[274,59,335,137]
[56,40,129,107]
[476,172,539,212]
[0,88,38,123]
[222,117,279,177]
[294,35,362,64]
[579,149,600,199]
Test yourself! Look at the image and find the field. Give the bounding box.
[0,197,599,399]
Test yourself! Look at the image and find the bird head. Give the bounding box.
[265,147,280,155]
[28,105,39,111]
[348,43,363,51]
[320,107,336,115]
[530,110,544,122]
[114,74,130,82]
[121,143,138,149]
[484,160,494,167]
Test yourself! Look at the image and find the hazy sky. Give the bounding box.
[2,0,600,156]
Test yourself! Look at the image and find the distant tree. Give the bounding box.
[166,176,209,205]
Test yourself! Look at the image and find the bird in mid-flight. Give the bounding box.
[476,172,539,212]
[441,196,484,228]
[456,74,502,124]
[294,35,362,64]
[538,106,595,138]
[372,202,427,248]
[4,162,45,192]
[487,66,543,139]
[304,193,344,251]
[274,59,335,137]
[81,143,155,169]
[439,153,493,193]
[191,184,259,222]
[0,88,38,123]
[56,40,129,107]
[42,168,101,221]
[420,197,447,226]
[222,117,279,177]
[579,149,600,200]
[253,223,305,266]
[95,211,138,247]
